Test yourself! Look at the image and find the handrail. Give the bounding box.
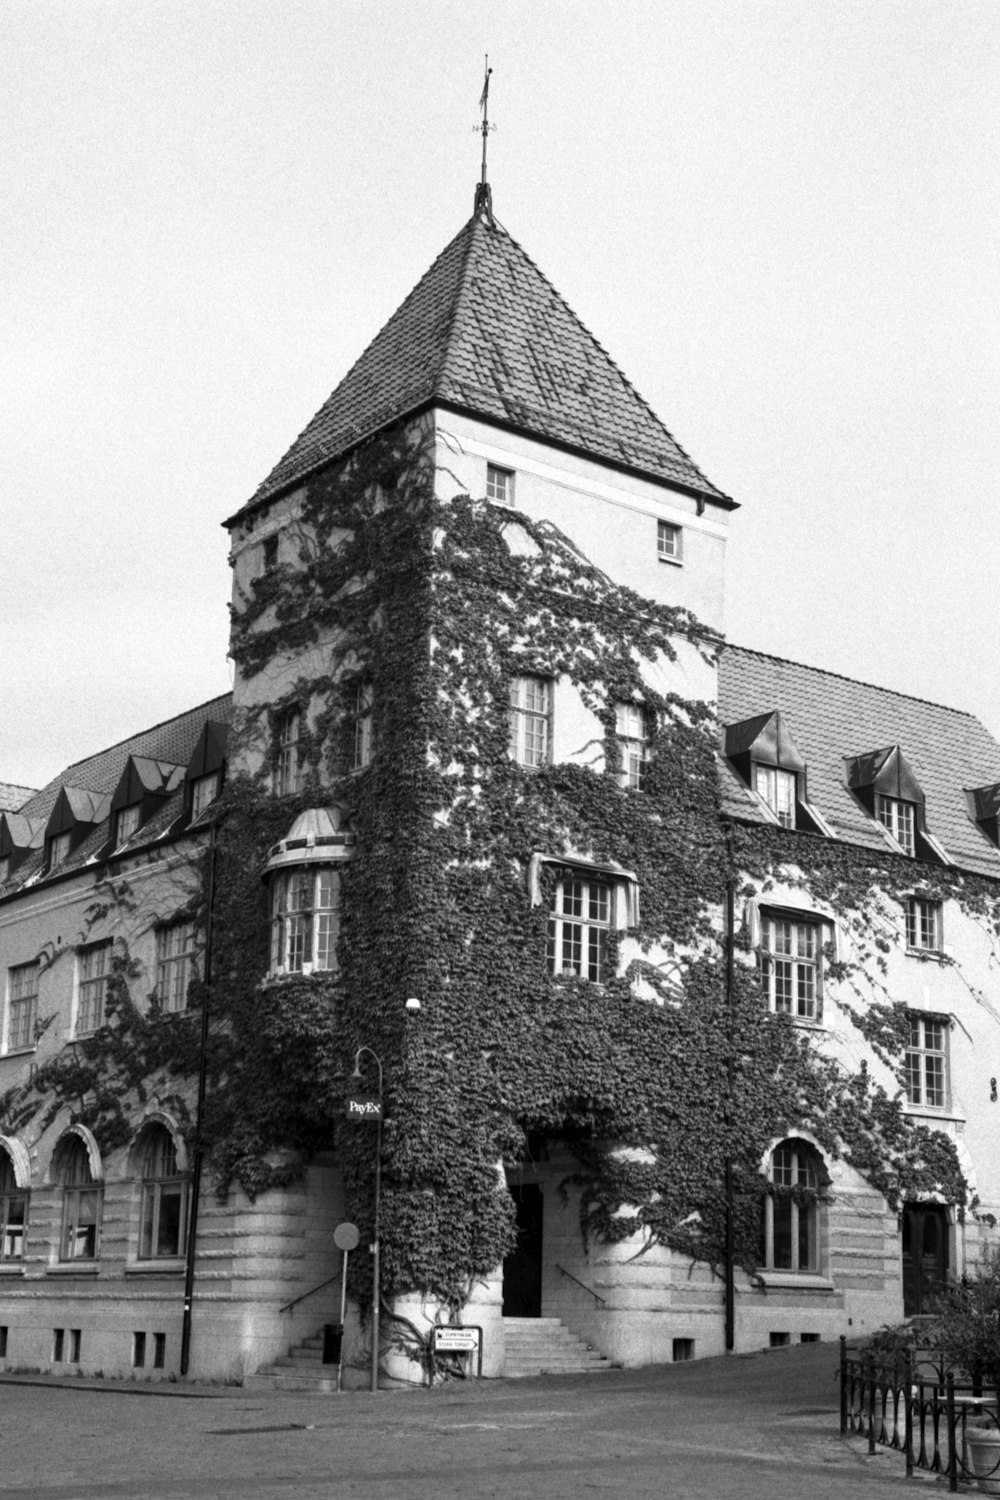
[279,1274,340,1315]
[555,1263,606,1306]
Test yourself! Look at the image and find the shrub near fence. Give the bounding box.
[840,1337,1000,1492]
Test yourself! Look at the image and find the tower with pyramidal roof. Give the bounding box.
[3,166,1000,1388]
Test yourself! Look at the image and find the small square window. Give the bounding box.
[657,521,682,563]
[486,464,515,506]
[906,897,941,953]
[672,1338,694,1362]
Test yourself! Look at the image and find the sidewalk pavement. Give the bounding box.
[0,1343,923,1499]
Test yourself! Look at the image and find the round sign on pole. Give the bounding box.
[334,1221,360,1251]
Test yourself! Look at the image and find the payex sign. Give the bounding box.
[346,1094,383,1122]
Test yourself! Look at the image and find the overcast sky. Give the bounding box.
[4,1,999,790]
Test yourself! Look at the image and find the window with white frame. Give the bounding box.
[510,675,551,768]
[762,1139,822,1273]
[759,913,821,1021]
[0,1151,26,1262]
[754,765,796,829]
[273,709,301,797]
[547,871,612,983]
[190,772,219,820]
[116,803,141,847]
[615,704,651,790]
[138,1127,187,1259]
[155,924,196,1013]
[906,1015,948,1111]
[906,896,941,953]
[56,1137,101,1262]
[486,464,514,506]
[49,831,72,871]
[353,682,373,770]
[657,521,682,563]
[270,868,340,975]
[7,962,39,1052]
[77,944,111,1034]
[876,794,916,856]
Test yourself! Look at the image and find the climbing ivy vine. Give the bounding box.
[3,424,986,1313]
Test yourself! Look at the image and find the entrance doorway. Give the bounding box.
[503,1183,543,1317]
[902,1202,949,1316]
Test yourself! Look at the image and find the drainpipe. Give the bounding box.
[724,827,736,1353]
[180,819,218,1375]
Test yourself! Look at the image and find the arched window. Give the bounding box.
[56,1137,101,1262]
[139,1126,187,1259]
[762,1139,823,1273]
[0,1150,27,1262]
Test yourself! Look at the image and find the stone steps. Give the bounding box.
[246,1331,341,1393]
[503,1316,611,1377]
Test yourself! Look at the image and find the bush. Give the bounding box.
[933,1243,1000,1386]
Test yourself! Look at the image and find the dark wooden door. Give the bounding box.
[902,1203,949,1316]
[503,1183,543,1317]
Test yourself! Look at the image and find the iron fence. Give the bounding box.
[840,1336,1000,1492]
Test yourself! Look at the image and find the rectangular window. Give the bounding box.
[906,1015,948,1111]
[77,944,111,1034]
[876,794,915,856]
[190,772,219,820]
[510,675,551,768]
[768,1142,819,1272]
[754,765,796,829]
[153,1332,166,1369]
[486,464,514,506]
[906,897,941,953]
[133,1331,146,1368]
[116,804,141,847]
[759,914,820,1021]
[657,521,682,563]
[270,869,339,976]
[7,962,39,1051]
[262,534,279,572]
[0,1326,7,1358]
[0,857,10,884]
[274,709,301,797]
[155,923,196,1013]
[53,1329,64,1363]
[69,1329,81,1363]
[615,704,651,790]
[547,873,611,983]
[49,831,72,870]
[353,682,373,770]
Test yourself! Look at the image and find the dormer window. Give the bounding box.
[754,765,796,829]
[49,831,72,870]
[116,804,142,847]
[190,772,219,820]
[0,856,9,884]
[724,712,828,836]
[845,746,944,862]
[876,794,915,856]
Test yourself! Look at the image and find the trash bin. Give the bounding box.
[323,1323,343,1365]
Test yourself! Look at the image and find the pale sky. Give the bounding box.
[3,1,999,790]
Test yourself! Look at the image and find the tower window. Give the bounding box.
[273,709,301,797]
[615,704,651,790]
[270,868,341,975]
[353,683,373,771]
[657,521,682,563]
[486,464,514,506]
[510,676,551,768]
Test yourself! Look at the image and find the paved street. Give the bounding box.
[0,1344,913,1499]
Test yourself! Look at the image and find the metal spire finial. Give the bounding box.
[473,56,495,218]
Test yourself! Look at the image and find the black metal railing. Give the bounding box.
[555,1263,607,1306]
[840,1337,1000,1492]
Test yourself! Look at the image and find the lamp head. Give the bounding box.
[405,997,421,1013]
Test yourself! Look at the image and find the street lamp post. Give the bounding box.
[350,1045,383,1393]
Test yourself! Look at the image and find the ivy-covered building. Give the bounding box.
[3,185,1000,1384]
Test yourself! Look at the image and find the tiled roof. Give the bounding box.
[16,694,234,826]
[719,646,1000,880]
[0,783,37,813]
[239,212,732,516]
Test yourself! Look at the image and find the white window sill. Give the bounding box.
[903,1105,965,1125]
[658,555,683,568]
[906,947,949,964]
[125,1259,185,1276]
[0,1263,25,1276]
[46,1263,100,1276]
[757,1272,834,1294]
[0,1045,36,1059]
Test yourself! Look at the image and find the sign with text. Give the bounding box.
[346,1094,383,1122]
[433,1326,480,1354]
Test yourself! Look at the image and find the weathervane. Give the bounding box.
[473,55,495,218]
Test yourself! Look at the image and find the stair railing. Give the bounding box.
[279,1274,340,1315]
[555,1263,606,1306]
